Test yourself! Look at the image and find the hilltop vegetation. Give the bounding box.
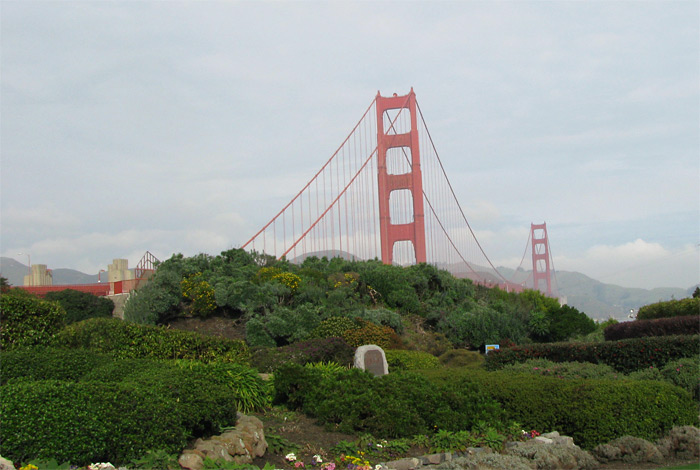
[0,250,698,468]
[122,249,596,349]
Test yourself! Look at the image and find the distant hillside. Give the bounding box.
[0,257,100,286]
[1,256,694,321]
[494,266,692,321]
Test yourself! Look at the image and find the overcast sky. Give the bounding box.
[1,1,698,290]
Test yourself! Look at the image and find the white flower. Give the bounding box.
[312,455,323,464]
[376,444,383,448]
[375,465,383,470]
[286,453,297,462]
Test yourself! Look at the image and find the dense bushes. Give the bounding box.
[637,298,700,320]
[44,289,114,324]
[53,317,249,364]
[0,293,66,350]
[437,302,528,348]
[499,357,700,400]
[0,348,269,465]
[385,349,441,371]
[604,315,700,341]
[484,335,700,374]
[273,363,506,437]
[121,249,596,346]
[1,379,186,465]
[422,368,698,449]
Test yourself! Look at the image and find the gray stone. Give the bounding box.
[354,344,389,376]
[0,456,14,470]
[534,436,554,444]
[552,436,575,447]
[179,452,204,470]
[505,440,597,470]
[384,457,421,470]
[421,453,448,465]
[180,412,267,465]
[592,436,663,464]
[435,454,535,470]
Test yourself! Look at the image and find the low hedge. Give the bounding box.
[422,368,698,449]
[484,335,700,374]
[604,316,700,341]
[0,348,269,416]
[0,293,66,350]
[0,380,186,465]
[53,317,249,364]
[273,363,506,437]
[385,349,441,371]
[1,347,110,385]
[637,298,699,320]
[0,349,270,465]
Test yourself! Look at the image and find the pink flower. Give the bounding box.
[295,462,305,468]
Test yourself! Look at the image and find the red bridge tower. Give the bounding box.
[531,222,552,296]
[376,89,427,265]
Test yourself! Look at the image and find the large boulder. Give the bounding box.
[179,413,267,469]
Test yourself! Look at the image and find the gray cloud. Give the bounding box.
[1,1,698,288]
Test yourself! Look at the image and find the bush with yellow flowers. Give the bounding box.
[181,273,216,317]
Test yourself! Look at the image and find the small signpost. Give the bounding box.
[485,344,500,354]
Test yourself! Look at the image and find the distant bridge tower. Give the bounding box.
[376,89,427,265]
[531,222,552,296]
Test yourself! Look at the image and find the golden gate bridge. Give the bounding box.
[243,89,557,297]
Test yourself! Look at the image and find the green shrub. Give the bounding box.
[245,317,277,348]
[309,316,359,339]
[0,348,269,417]
[0,380,186,465]
[439,349,484,368]
[53,317,249,364]
[273,363,506,437]
[352,308,404,334]
[437,303,528,348]
[44,289,114,324]
[637,298,700,320]
[604,315,700,341]
[123,270,182,324]
[421,368,698,449]
[385,350,441,371]
[0,294,66,350]
[342,319,402,349]
[0,349,271,465]
[1,347,112,385]
[625,367,663,382]
[661,357,700,401]
[484,335,700,374]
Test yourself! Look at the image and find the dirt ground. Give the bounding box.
[247,407,699,470]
